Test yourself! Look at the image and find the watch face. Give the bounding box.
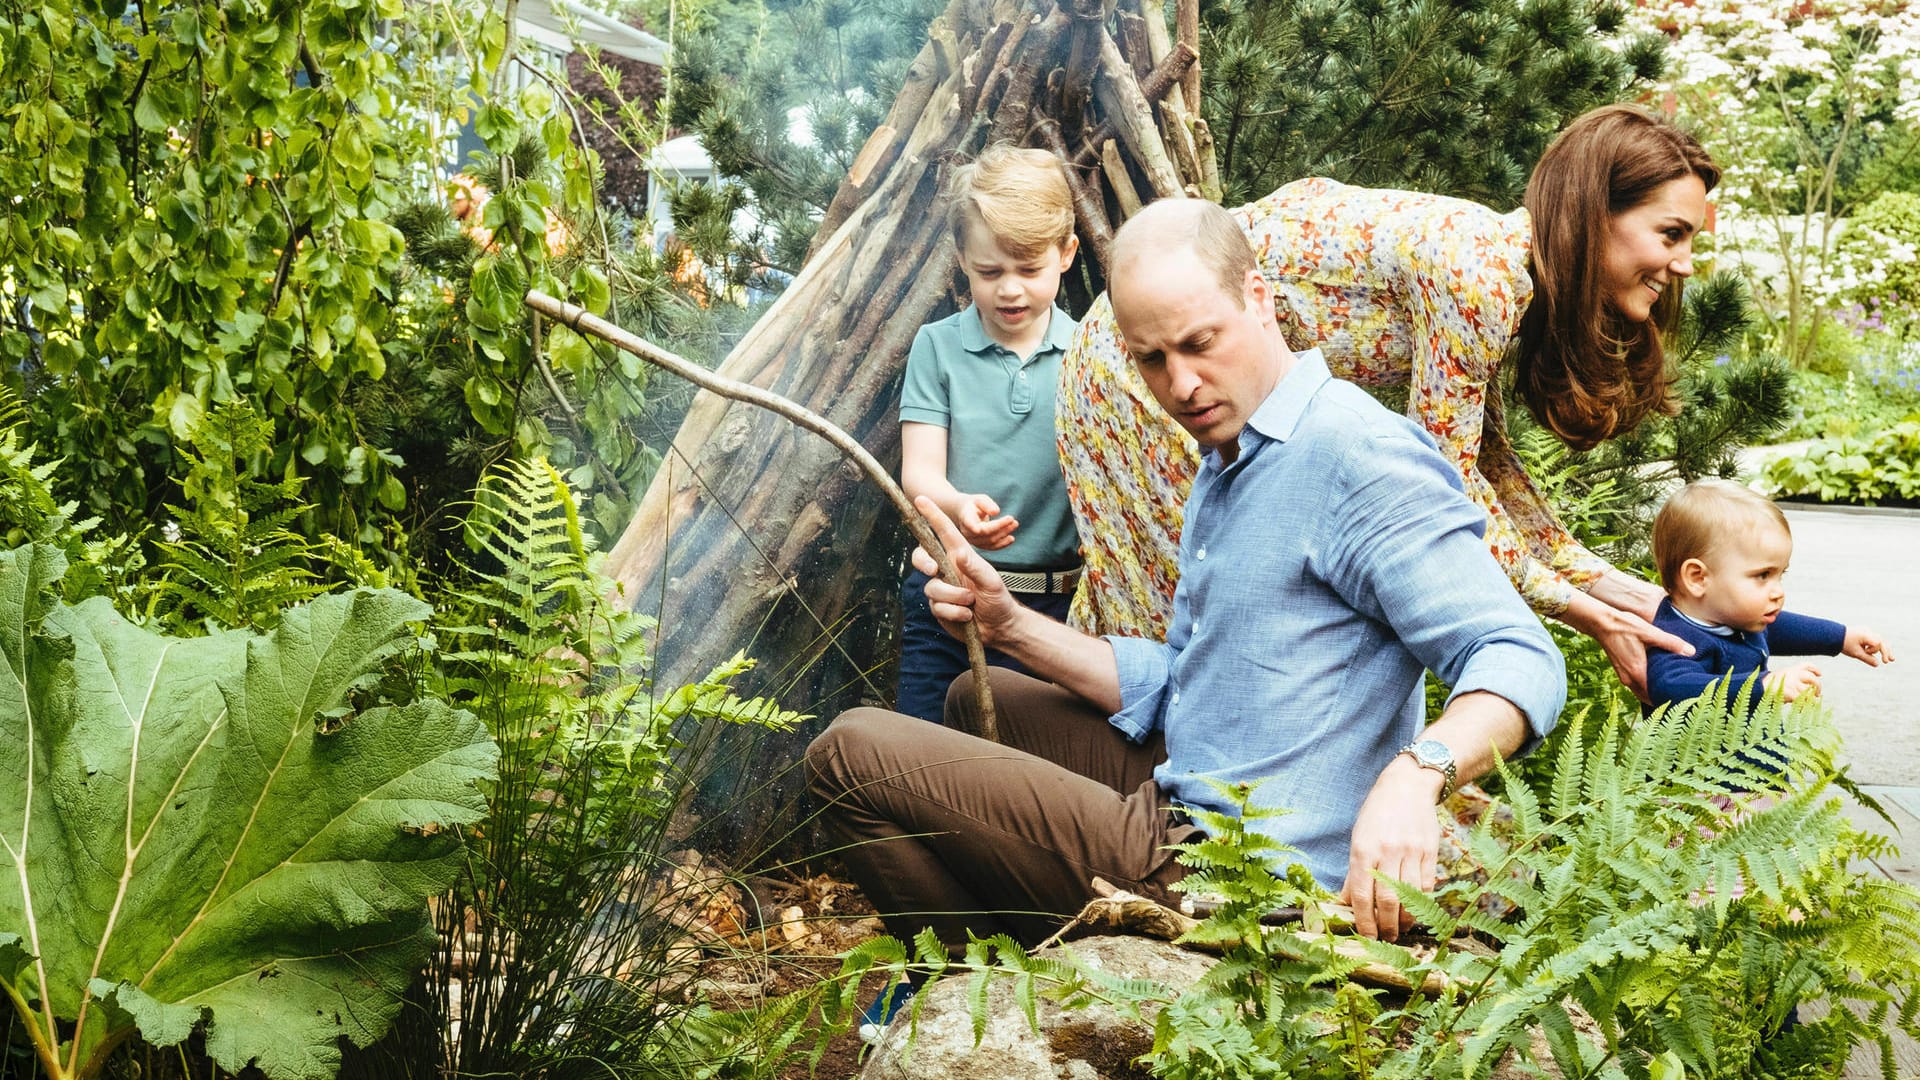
[1412,739,1451,766]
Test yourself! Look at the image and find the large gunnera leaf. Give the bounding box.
[0,545,497,1079]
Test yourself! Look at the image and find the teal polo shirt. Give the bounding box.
[900,304,1080,571]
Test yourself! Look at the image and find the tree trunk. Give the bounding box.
[599,0,1212,719]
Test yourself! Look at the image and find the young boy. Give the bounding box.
[1647,479,1893,739]
[893,144,1083,724]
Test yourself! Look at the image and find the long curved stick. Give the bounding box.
[524,290,1000,742]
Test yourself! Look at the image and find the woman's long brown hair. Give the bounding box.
[1516,104,1720,450]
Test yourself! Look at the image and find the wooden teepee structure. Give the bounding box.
[598,0,1215,696]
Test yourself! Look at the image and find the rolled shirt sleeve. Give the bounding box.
[1105,635,1174,742]
[1317,421,1567,752]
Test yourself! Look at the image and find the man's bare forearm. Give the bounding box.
[1419,690,1529,786]
[988,604,1124,714]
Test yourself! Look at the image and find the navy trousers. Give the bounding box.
[896,567,1074,723]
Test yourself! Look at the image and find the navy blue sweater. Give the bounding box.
[1646,597,1847,716]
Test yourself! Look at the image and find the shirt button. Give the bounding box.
[1171,692,1181,705]
[1196,547,1207,560]
[1191,622,1199,635]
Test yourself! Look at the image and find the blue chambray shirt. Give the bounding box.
[1104,350,1566,889]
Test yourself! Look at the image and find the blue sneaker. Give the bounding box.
[856,981,917,1044]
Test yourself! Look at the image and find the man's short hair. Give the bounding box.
[1651,478,1790,589]
[1111,199,1259,307]
[946,144,1076,260]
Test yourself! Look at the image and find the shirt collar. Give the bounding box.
[1208,347,1329,465]
[1671,604,1738,638]
[959,303,1075,358]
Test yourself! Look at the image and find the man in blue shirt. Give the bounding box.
[807,200,1565,1016]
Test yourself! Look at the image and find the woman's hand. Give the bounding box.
[1558,591,1694,702]
[1586,570,1666,624]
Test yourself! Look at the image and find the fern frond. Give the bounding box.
[1465,902,1694,1076]
[1546,709,1588,821]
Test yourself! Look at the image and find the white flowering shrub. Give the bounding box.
[1832,192,1920,329]
[1632,0,1920,364]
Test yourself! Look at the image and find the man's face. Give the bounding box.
[1110,249,1281,455]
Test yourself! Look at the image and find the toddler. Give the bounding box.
[1647,480,1892,765]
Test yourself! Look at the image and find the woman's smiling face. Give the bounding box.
[1601,172,1709,324]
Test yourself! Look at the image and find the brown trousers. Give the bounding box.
[804,667,1200,949]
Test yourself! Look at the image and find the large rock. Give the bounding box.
[859,933,1597,1079]
[860,935,1203,1080]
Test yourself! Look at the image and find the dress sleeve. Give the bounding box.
[1253,179,1605,617]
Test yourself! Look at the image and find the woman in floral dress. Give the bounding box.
[1059,104,1719,698]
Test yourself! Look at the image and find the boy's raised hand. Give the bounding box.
[1843,626,1894,666]
[1766,663,1824,702]
[911,495,1023,646]
[956,492,1019,550]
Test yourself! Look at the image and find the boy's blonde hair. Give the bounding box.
[947,144,1075,260]
[1651,478,1790,590]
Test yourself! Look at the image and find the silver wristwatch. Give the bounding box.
[1398,739,1457,801]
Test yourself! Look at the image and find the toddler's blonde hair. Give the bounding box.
[946,144,1075,260]
[1651,478,1790,590]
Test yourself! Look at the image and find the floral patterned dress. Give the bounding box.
[1059,178,1613,639]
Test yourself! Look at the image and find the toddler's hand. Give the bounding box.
[1766,663,1823,702]
[956,493,1018,550]
[1843,627,1894,667]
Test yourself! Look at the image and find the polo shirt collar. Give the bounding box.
[959,303,1075,358]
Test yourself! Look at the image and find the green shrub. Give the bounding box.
[1762,421,1920,506]
[369,459,808,1080]
[1784,369,1906,440]
[1799,311,1864,378]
